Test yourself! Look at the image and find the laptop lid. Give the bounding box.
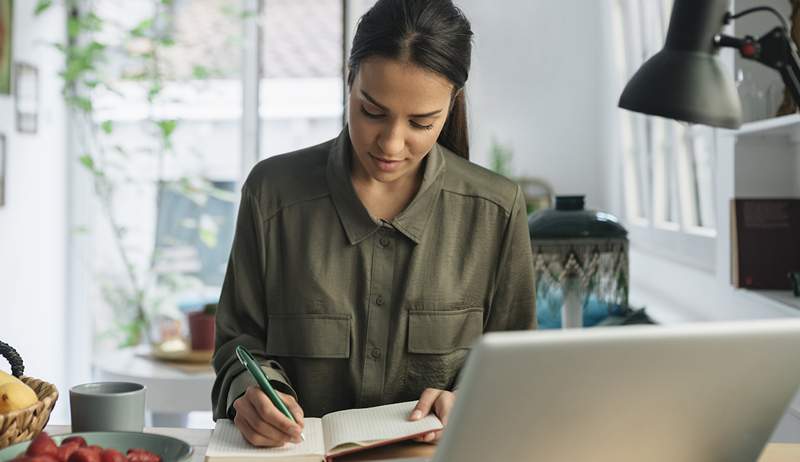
[433,319,800,462]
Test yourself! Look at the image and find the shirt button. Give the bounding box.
[375,295,384,306]
[379,237,390,248]
[370,348,381,359]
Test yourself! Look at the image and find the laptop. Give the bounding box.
[390,319,800,462]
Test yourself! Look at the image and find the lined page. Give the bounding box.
[204,418,325,462]
[321,401,443,453]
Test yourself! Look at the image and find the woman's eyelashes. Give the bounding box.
[360,105,383,119]
[411,120,434,130]
[360,105,434,131]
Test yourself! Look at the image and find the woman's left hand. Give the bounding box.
[408,388,456,444]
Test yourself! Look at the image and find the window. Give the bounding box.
[259,0,344,157]
[613,0,717,269]
[77,0,352,347]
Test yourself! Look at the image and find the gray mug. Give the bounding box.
[70,382,146,432]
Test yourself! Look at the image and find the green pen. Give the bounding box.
[235,345,306,441]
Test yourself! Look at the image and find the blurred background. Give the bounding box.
[1,0,799,436]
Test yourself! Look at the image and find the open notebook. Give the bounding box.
[204,401,443,462]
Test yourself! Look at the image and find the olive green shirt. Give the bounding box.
[212,129,536,419]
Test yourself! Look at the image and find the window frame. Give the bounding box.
[615,0,717,272]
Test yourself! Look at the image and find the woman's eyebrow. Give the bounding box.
[361,90,443,118]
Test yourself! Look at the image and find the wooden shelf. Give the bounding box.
[734,114,800,138]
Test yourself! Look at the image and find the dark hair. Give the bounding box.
[348,0,473,160]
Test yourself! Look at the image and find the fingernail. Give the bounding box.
[425,432,434,441]
[411,410,422,420]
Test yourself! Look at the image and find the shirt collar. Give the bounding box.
[326,128,446,245]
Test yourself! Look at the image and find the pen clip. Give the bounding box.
[235,345,256,368]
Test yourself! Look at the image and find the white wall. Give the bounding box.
[459,0,610,211]
[0,3,69,422]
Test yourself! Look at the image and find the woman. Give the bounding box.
[211,0,535,447]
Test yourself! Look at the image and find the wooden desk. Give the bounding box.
[44,426,800,461]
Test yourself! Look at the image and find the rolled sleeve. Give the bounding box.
[224,362,297,419]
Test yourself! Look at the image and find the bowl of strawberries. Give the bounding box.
[0,432,192,462]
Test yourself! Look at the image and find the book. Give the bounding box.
[730,198,800,289]
[204,401,443,462]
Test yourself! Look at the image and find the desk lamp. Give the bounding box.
[619,0,800,128]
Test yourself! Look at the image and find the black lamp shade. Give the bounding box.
[618,0,742,128]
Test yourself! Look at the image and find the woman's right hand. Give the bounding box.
[233,386,305,447]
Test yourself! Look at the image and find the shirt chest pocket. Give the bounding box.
[266,313,352,358]
[407,308,484,354]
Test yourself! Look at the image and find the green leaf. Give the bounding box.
[130,18,154,37]
[489,137,513,178]
[79,154,95,170]
[100,120,114,134]
[199,227,218,248]
[67,17,80,39]
[198,214,220,248]
[157,119,177,139]
[117,319,145,348]
[158,36,176,47]
[87,40,106,54]
[82,12,103,32]
[34,0,53,15]
[67,95,93,112]
[191,65,210,79]
[147,82,163,101]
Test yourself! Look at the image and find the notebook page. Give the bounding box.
[321,401,443,453]
[204,418,325,462]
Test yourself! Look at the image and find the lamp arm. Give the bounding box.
[716,27,800,108]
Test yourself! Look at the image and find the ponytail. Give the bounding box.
[438,89,469,160]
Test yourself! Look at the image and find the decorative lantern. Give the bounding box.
[528,196,629,329]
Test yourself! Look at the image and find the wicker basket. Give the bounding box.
[0,341,58,449]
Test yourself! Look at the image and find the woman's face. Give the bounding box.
[348,56,454,184]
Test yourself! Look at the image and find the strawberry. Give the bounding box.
[67,447,100,462]
[60,437,87,448]
[56,443,81,462]
[26,433,58,458]
[125,449,160,462]
[99,449,125,462]
[29,457,60,462]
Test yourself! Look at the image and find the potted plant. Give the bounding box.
[35,0,238,348]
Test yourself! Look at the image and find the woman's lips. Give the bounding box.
[370,153,404,172]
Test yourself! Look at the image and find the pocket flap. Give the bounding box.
[267,314,351,358]
[408,308,483,354]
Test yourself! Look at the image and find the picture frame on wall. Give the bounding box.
[0,1,12,95]
[0,133,6,207]
[15,62,38,133]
